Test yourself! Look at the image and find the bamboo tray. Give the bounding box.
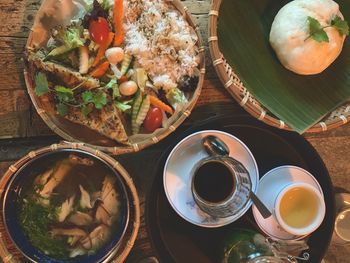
[24,0,205,155]
[0,143,140,263]
[208,0,350,133]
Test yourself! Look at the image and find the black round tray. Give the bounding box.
[146,114,335,263]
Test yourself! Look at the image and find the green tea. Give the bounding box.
[279,187,319,228]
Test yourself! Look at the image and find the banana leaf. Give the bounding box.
[218,0,350,133]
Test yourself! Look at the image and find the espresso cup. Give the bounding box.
[191,155,252,218]
[274,182,326,236]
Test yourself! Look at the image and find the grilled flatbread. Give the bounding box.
[65,103,129,145]
[27,50,100,90]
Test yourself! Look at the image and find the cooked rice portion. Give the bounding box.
[123,0,199,90]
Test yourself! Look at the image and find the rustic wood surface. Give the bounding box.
[0,0,349,262]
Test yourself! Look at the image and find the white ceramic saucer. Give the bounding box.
[163,130,259,228]
[252,166,324,240]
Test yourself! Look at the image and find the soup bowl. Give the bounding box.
[1,147,130,263]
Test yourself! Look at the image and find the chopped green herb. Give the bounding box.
[55,86,74,103]
[82,90,93,103]
[81,104,93,116]
[56,103,69,116]
[115,100,132,112]
[93,91,107,109]
[35,72,49,96]
[20,198,68,258]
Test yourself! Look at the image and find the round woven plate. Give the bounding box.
[209,0,350,133]
[0,143,140,263]
[24,0,205,155]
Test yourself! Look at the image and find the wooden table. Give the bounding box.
[0,0,349,262]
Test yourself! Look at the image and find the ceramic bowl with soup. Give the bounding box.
[2,149,129,263]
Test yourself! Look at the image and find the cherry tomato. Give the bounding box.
[89,17,110,45]
[143,107,163,132]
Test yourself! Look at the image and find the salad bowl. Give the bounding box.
[24,0,205,155]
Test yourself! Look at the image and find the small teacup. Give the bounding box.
[191,155,252,218]
[274,182,326,236]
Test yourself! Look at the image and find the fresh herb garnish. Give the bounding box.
[55,86,74,102]
[331,15,349,36]
[115,100,132,112]
[20,198,68,258]
[81,104,93,116]
[307,15,349,43]
[34,73,108,117]
[34,72,49,96]
[81,90,107,110]
[93,91,107,109]
[307,16,329,42]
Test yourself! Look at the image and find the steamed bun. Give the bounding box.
[269,0,346,75]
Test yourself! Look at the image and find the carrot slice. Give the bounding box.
[149,95,174,115]
[113,0,124,46]
[92,32,114,68]
[90,61,110,78]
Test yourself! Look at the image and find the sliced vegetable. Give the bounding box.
[126,69,134,78]
[105,47,124,65]
[144,107,163,132]
[113,83,120,99]
[47,25,85,58]
[165,87,188,109]
[131,90,143,134]
[110,64,122,79]
[134,95,150,134]
[132,68,148,92]
[119,80,138,96]
[90,61,110,78]
[92,32,114,67]
[113,0,124,46]
[149,95,174,115]
[120,53,132,76]
[79,46,89,74]
[89,17,110,45]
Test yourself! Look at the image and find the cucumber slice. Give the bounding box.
[131,90,143,134]
[132,94,150,134]
[136,95,150,126]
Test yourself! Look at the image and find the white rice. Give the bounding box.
[123,0,199,90]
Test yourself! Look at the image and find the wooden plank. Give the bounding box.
[197,78,232,105]
[0,53,25,90]
[0,108,53,139]
[0,90,30,114]
[0,0,39,37]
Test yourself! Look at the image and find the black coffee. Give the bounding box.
[193,161,235,203]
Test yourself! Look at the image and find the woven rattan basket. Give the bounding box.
[208,0,350,133]
[24,0,205,155]
[0,143,140,263]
